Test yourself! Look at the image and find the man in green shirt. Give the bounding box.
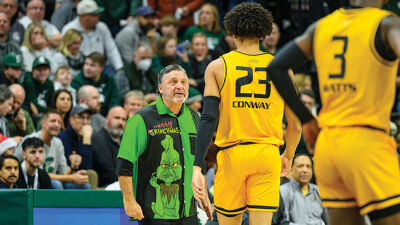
[22,56,54,118]
[71,52,120,116]
[117,64,212,224]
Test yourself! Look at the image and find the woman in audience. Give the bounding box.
[50,90,72,132]
[183,3,224,50]
[20,22,57,75]
[54,29,85,78]
[151,36,191,75]
[188,33,212,93]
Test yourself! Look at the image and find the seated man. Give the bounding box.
[15,110,90,189]
[7,84,36,137]
[0,154,19,188]
[71,52,120,116]
[22,56,54,118]
[123,90,144,118]
[76,85,105,133]
[279,154,329,225]
[0,53,22,85]
[92,106,126,187]
[58,104,98,188]
[16,137,51,189]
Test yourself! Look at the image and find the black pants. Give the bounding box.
[138,216,198,225]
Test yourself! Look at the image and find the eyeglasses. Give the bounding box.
[28,6,45,11]
[73,115,91,121]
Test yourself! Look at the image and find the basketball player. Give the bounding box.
[192,3,302,225]
[266,0,400,224]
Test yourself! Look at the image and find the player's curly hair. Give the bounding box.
[223,2,273,39]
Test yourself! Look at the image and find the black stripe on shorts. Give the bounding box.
[214,205,247,213]
[360,194,400,210]
[322,198,356,203]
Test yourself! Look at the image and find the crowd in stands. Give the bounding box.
[0,0,399,225]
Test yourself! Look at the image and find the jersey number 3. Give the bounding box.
[329,36,348,79]
[235,66,271,99]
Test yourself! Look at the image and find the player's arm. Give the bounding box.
[382,16,400,58]
[281,70,302,176]
[192,59,222,203]
[267,22,317,124]
[193,59,222,168]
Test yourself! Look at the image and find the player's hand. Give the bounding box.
[72,170,88,186]
[280,151,293,177]
[192,166,206,202]
[198,193,213,221]
[302,118,320,150]
[124,200,144,220]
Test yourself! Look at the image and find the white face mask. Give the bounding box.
[137,59,152,71]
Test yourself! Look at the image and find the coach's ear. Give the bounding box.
[158,83,163,95]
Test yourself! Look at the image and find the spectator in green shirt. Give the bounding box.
[71,52,120,116]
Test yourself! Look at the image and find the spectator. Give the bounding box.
[0,84,13,136]
[160,15,181,42]
[18,0,62,48]
[0,53,22,86]
[260,22,280,55]
[183,3,224,50]
[151,36,191,75]
[71,52,120,116]
[49,89,73,131]
[210,30,236,60]
[54,66,76,105]
[20,23,57,74]
[148,0,203,32]
[117,64,211,222]
[279,154,329,225]
[16,137,51,189]
[15,110,90,189]
[185,87,202,114]
[0,154,18,188]
[7,84,35,137]
[115,6,157,64]
[76,85,105,133]
[50,0,79,31]
[54,29,85,78]
[96,0,138,36]
[62,0,123,71]
[114,41,158,98]
[123,90,144,118]
[188,33,212,93]
[0,12,21,69]
[92,106,126,187]
[0,0,25,44]
[300,89,317,116]
[58,104,98,189]
[22,56,54,117]
[0,137,17,156]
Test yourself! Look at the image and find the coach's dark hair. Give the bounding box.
[158,64,187,84]
[223,2,273,39]
[292,153,313,166]
[0,84,13,103]
[22,137,44,152]
[0,155,19,168]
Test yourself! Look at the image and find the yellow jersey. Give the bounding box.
[314,7,398,132]
[215,51,284,147]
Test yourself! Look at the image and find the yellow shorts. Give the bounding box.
[213,144,281,216]
[314,127,400,215]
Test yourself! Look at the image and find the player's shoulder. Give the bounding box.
[206,57,225,72]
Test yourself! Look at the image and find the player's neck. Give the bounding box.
[351,0,382,8]
[236,39,262,55]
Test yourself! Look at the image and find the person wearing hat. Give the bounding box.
[0,53,22,86]
[22,56,54,117]
[116,5,158,64]
[58,104,98,189]
[185,87,203,114]
[18,0,62,48]
[0,137,17,156]
[61,0,123,71]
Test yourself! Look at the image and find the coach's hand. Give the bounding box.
[124,200,144,220]
[192,166,206,202]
